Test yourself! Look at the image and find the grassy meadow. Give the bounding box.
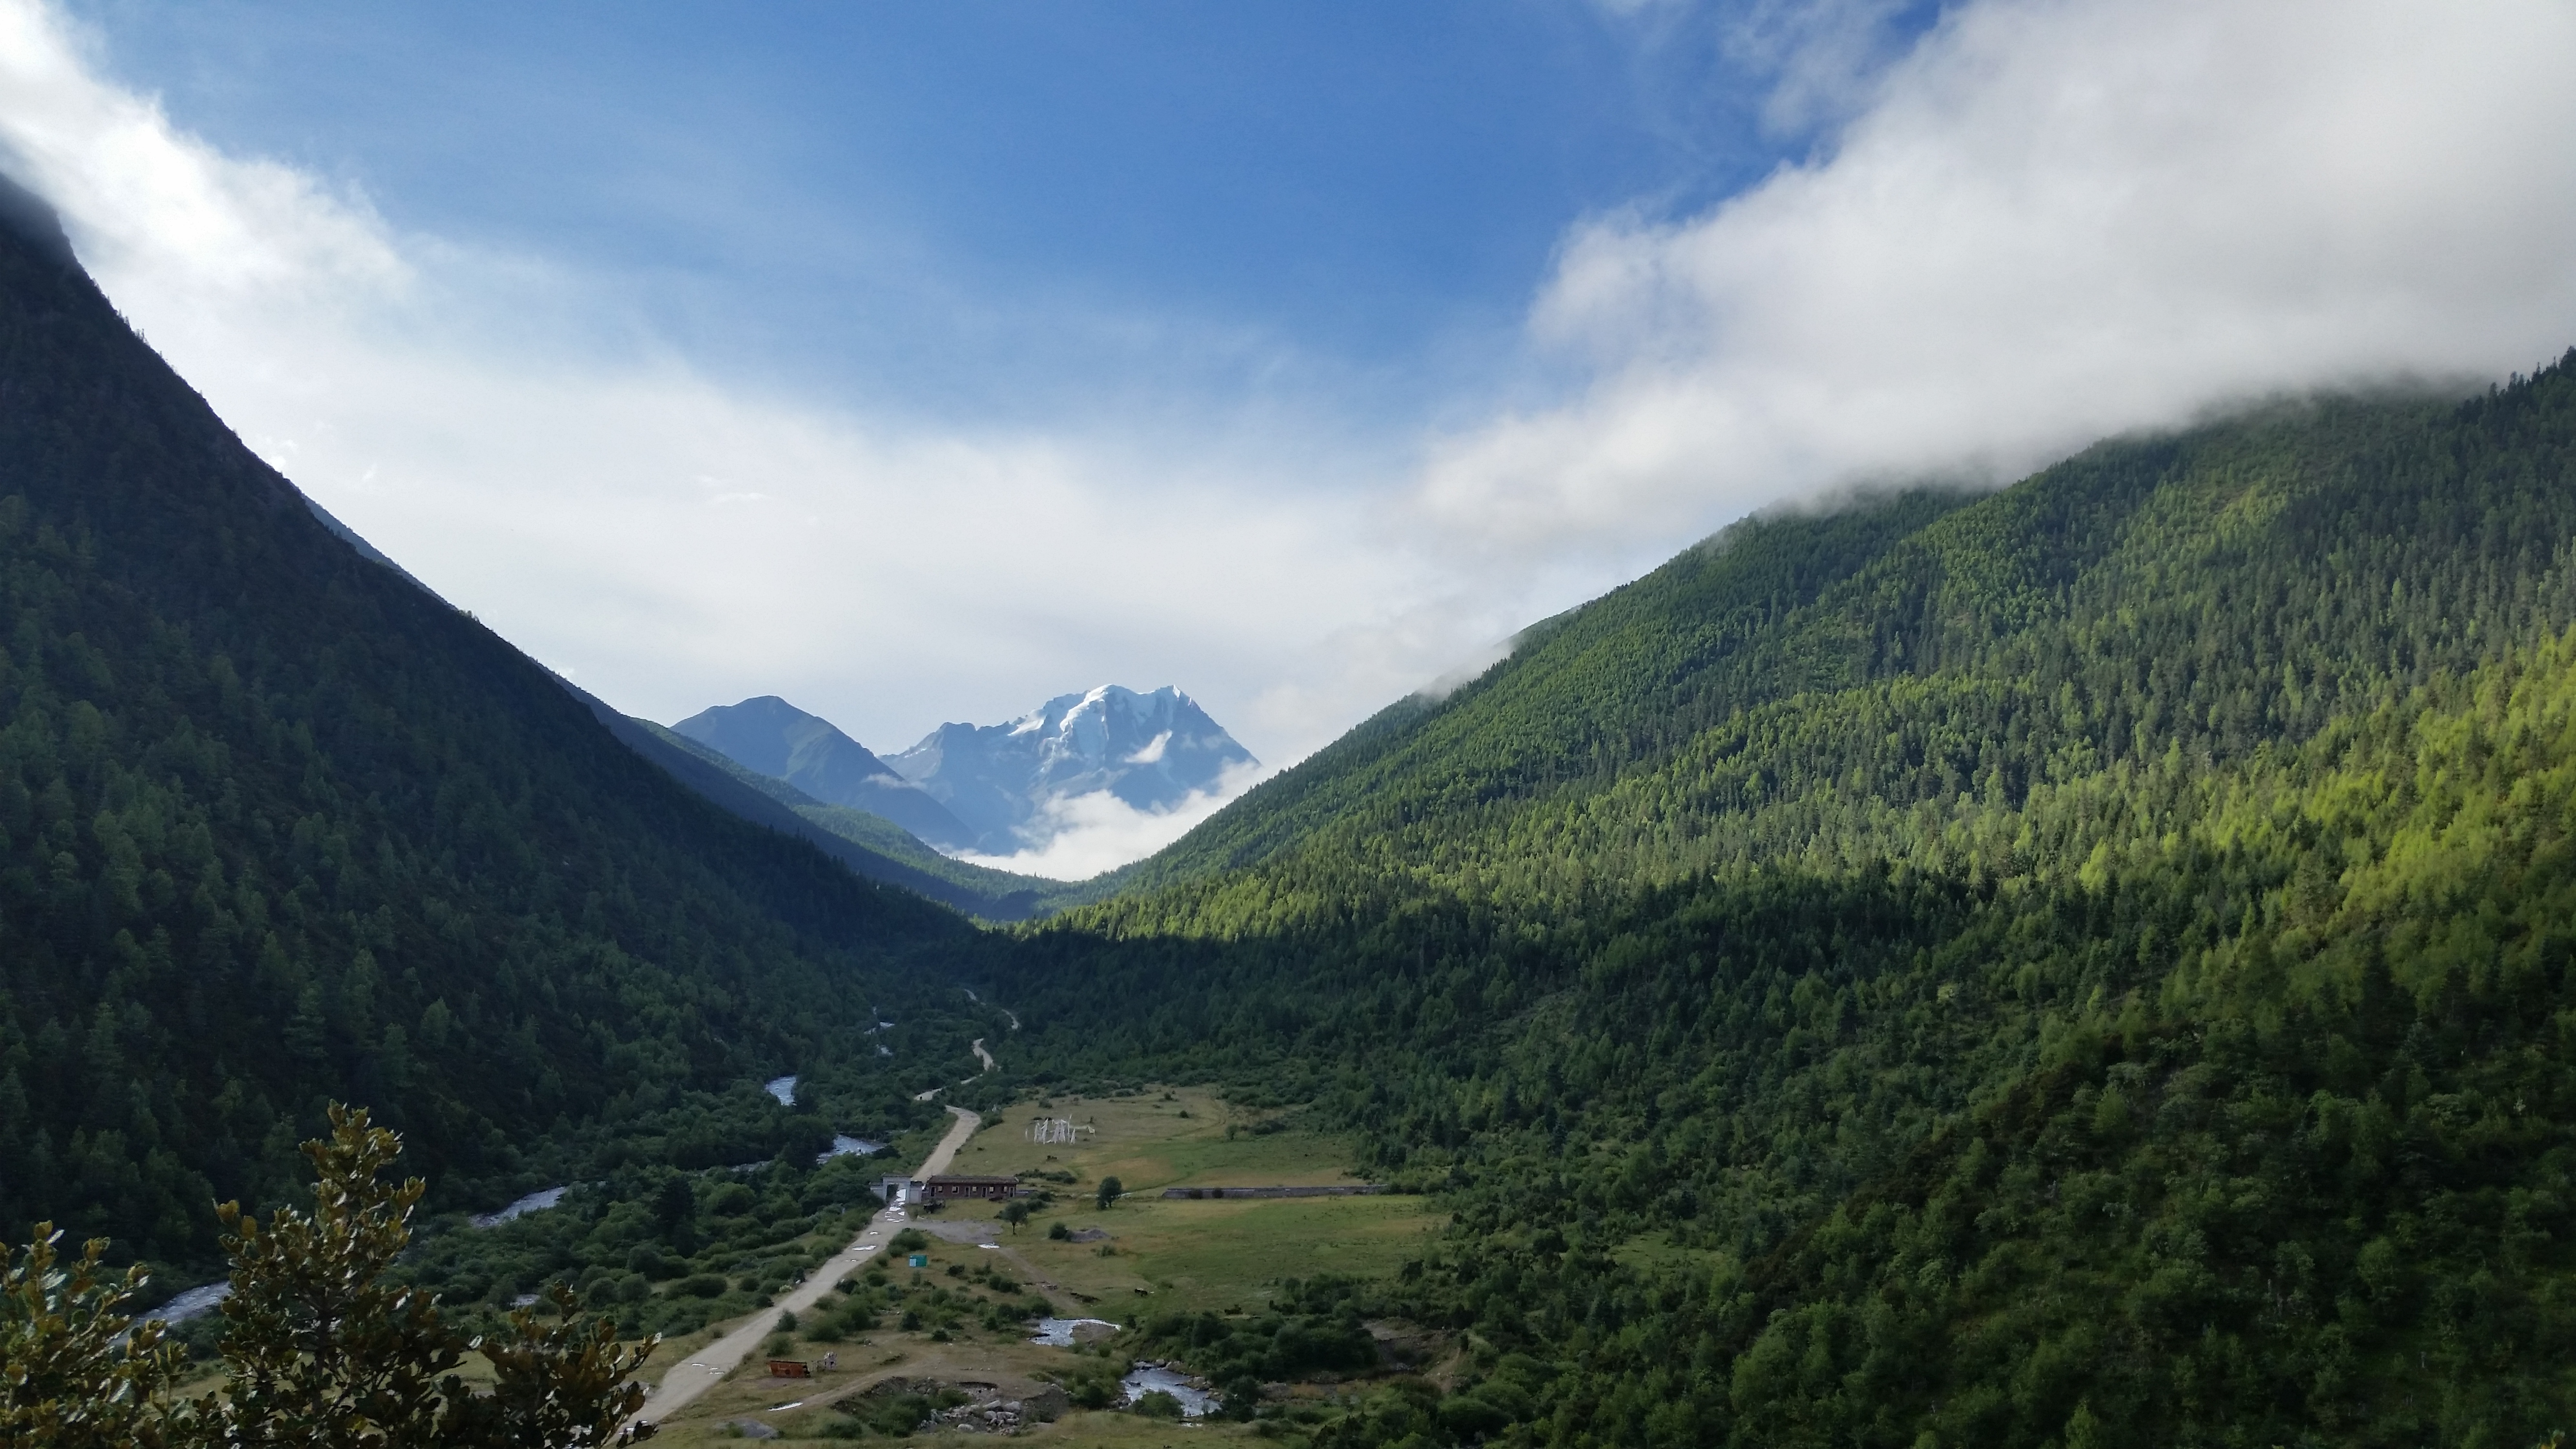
[644,1085,1439,1443]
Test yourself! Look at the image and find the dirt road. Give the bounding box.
[632,1103,982,1431]
[916,1037,998,1100]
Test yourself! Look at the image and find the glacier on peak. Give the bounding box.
[668,695,978,851]
[890,685,1258,857]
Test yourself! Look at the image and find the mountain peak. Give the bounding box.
[0,170,76,270]
[670,697,976,850]
[892,684,1256,855]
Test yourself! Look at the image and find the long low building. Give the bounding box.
[923,1174,1021,1202]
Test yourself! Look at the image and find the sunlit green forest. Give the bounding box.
[994,359,2576,1445]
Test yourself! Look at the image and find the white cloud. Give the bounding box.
[1421,0,2576,555]
[1721,0,1919,136]
[0,0,1495,782]
[4,0,2574,878]
[953,760,1272,882]
[0,4,405,305]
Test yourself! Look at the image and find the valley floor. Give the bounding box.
[635,1103,986,1428]
[638,1085,1442,1445]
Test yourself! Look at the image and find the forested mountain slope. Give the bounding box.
[0,178,980,1266]
[1007,360,2576,1445]
[1112,381,2568,913]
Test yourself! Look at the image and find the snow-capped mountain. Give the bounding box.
[890,685,1258,854]
[669,696,977,851]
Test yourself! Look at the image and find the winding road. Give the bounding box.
[912,1037,998,1101]
[632,1102,983,1431]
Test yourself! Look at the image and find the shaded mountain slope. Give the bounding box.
[1006,363,2576,1445]
[279,527,1062,921]
[0,177,982,1263]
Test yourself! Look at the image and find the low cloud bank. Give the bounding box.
[1423,0,2576,556]
[952,760,1271,883]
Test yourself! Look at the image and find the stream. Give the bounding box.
[471,1186,568,1227]
[1028,1316,1120,1347]
[1121,1364,1217,1417]
[154,1281,233,1325]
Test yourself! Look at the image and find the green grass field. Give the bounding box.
[946,1086,1363,1191]
[989,1191,1437,1316]
[642,1086,1439,1443]
[936,1086,1437,1314]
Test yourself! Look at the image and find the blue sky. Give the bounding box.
[9,0,2573,874]
[67,0,1875,426]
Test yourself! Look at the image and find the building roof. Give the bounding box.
[924,1174,1018,1186]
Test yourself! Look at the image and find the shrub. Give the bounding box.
[5,1105,656,1447]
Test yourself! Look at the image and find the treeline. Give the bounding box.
[991,358,2576,1444]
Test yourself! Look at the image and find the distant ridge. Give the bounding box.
[557,685,1062,921]
[674,696,977,852]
